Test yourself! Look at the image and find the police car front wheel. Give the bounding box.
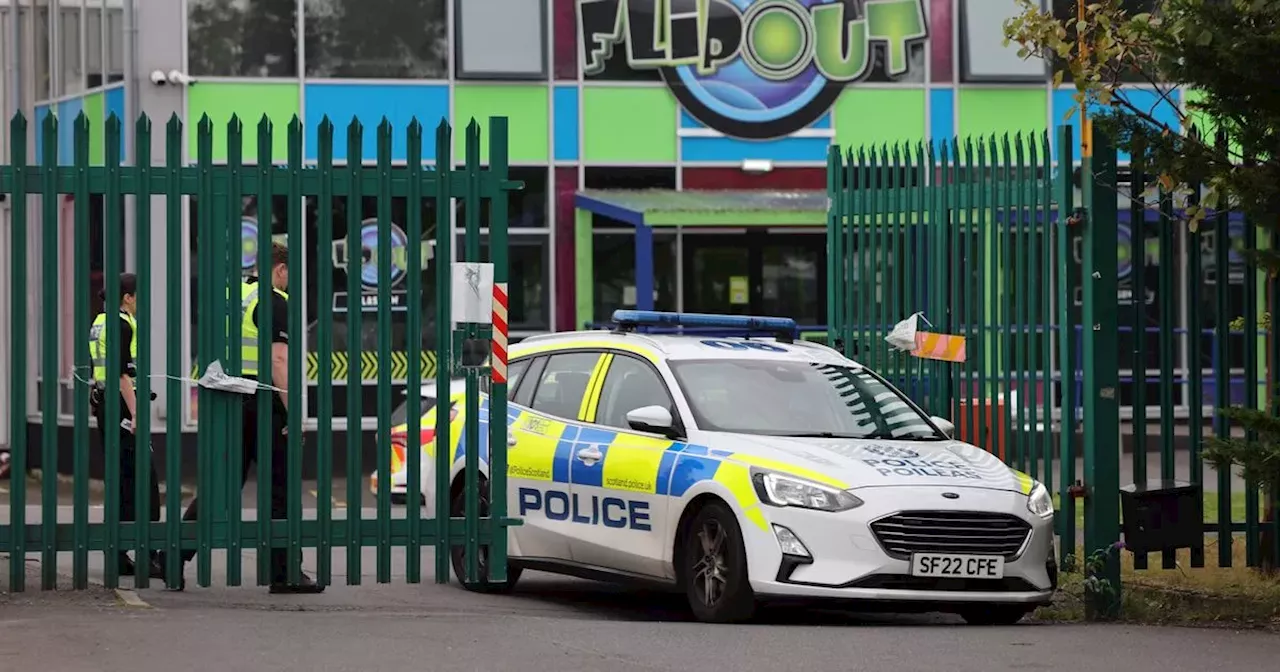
[449,481,523,593]
[681,501,756,623]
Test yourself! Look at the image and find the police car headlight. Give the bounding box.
[751,471,863,512]
[1027,481,1054,518]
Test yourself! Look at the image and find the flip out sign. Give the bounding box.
[578,0,929,139]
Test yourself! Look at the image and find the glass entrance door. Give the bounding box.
[682,232,826,325]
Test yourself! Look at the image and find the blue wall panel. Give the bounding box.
[930,89,955,144]
[681,136,831,162]
[553,86,579,161]
[303,83,449,162]
[1051,87,1182,163]
[56,98,85,165]
[105,87,126,164]
[33,105,50,165]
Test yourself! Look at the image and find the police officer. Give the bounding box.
[89,272,163,579]
[161,242,322,593]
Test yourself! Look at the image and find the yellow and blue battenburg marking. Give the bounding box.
[445,395,849,532]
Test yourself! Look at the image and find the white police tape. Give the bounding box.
[71,362,284,395]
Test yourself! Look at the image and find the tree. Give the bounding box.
[1003,0,1280,571]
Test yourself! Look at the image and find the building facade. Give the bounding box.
[3,0,1236,444]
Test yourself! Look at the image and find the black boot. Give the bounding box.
[153,551,186,591]
[269,572,325,594]
[118,553,137,577]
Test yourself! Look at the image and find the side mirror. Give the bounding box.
[626,405,678,438]
[931,416,955,439]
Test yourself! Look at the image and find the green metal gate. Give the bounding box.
[827,125,1280,601]
[0,112,520,592]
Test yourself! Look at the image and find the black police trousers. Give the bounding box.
[175,392,297,581]
[93,404,161,561]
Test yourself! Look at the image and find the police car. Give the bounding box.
[370,378,463,505]
[408,311,1057,624]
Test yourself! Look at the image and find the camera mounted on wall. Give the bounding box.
[149,69,197,87]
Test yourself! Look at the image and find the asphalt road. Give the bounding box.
[2,543,1278,672]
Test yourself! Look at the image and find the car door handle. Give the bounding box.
[507,434,518,447]
[576,447,603,464]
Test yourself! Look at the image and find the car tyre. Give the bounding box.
[449,480,522,594]
[681,501,756,623]
[959,605,1034,625]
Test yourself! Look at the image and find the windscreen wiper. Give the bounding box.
[783,431,947,441]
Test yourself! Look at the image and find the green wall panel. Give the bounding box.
[834,88,926,149]
[957,89,1047,143]
[452,84,549,163]
[187,82,299,162]
[82,91,105,165]
[1184,89,1241,156]
[582,86,676,163]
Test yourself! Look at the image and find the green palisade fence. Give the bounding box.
[827,126,1280,573]
[0,111,522,592]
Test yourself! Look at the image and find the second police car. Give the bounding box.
[391,310,1058,624]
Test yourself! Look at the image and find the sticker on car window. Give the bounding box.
[699,339,788,352]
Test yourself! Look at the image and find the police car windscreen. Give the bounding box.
[668,360,943,440]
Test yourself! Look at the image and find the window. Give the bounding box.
[84,3,102,86]
[103,1,122,83]
[513,355,547,406]
[479,356,531,395]
[304,0,448,78]
[57,2,83,97]
[529,352,601,420]
[669,359,943,439]
[505,358,532,394]
[594,355,673,430]
[591,232,677,322]
[455,0,547,79]
[455,167,548,230]
[302,194,442,355]
[959,0,1047,82]
[188,0,298,77]
[34,0,50,100]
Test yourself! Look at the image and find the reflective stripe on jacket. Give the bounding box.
[88,311,138,384]
[240,281,288,377]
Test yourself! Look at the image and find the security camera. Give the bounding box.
[150,69,168,85]
[168,69,197,86]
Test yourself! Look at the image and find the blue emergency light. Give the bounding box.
[610,310,797,343]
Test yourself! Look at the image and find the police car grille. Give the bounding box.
[870,511,1032,559]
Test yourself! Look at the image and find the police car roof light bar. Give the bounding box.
[610,310,797,343]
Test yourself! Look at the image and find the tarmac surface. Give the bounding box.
[0,459,1273,672]
[3,542,1279,672]
[3,498,1279,671]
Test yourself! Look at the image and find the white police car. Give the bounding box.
[423,311,1057,624]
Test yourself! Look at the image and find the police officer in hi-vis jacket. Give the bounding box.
[89,272,163,579]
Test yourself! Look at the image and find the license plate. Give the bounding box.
[910,553,1005,579]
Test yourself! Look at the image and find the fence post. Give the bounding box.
[1054,125,1078,568]
[825,146,844,355]
[487,116,512,582]
[1080,129,1122,619]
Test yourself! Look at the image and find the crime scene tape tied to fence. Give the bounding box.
[885,312,967,364]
